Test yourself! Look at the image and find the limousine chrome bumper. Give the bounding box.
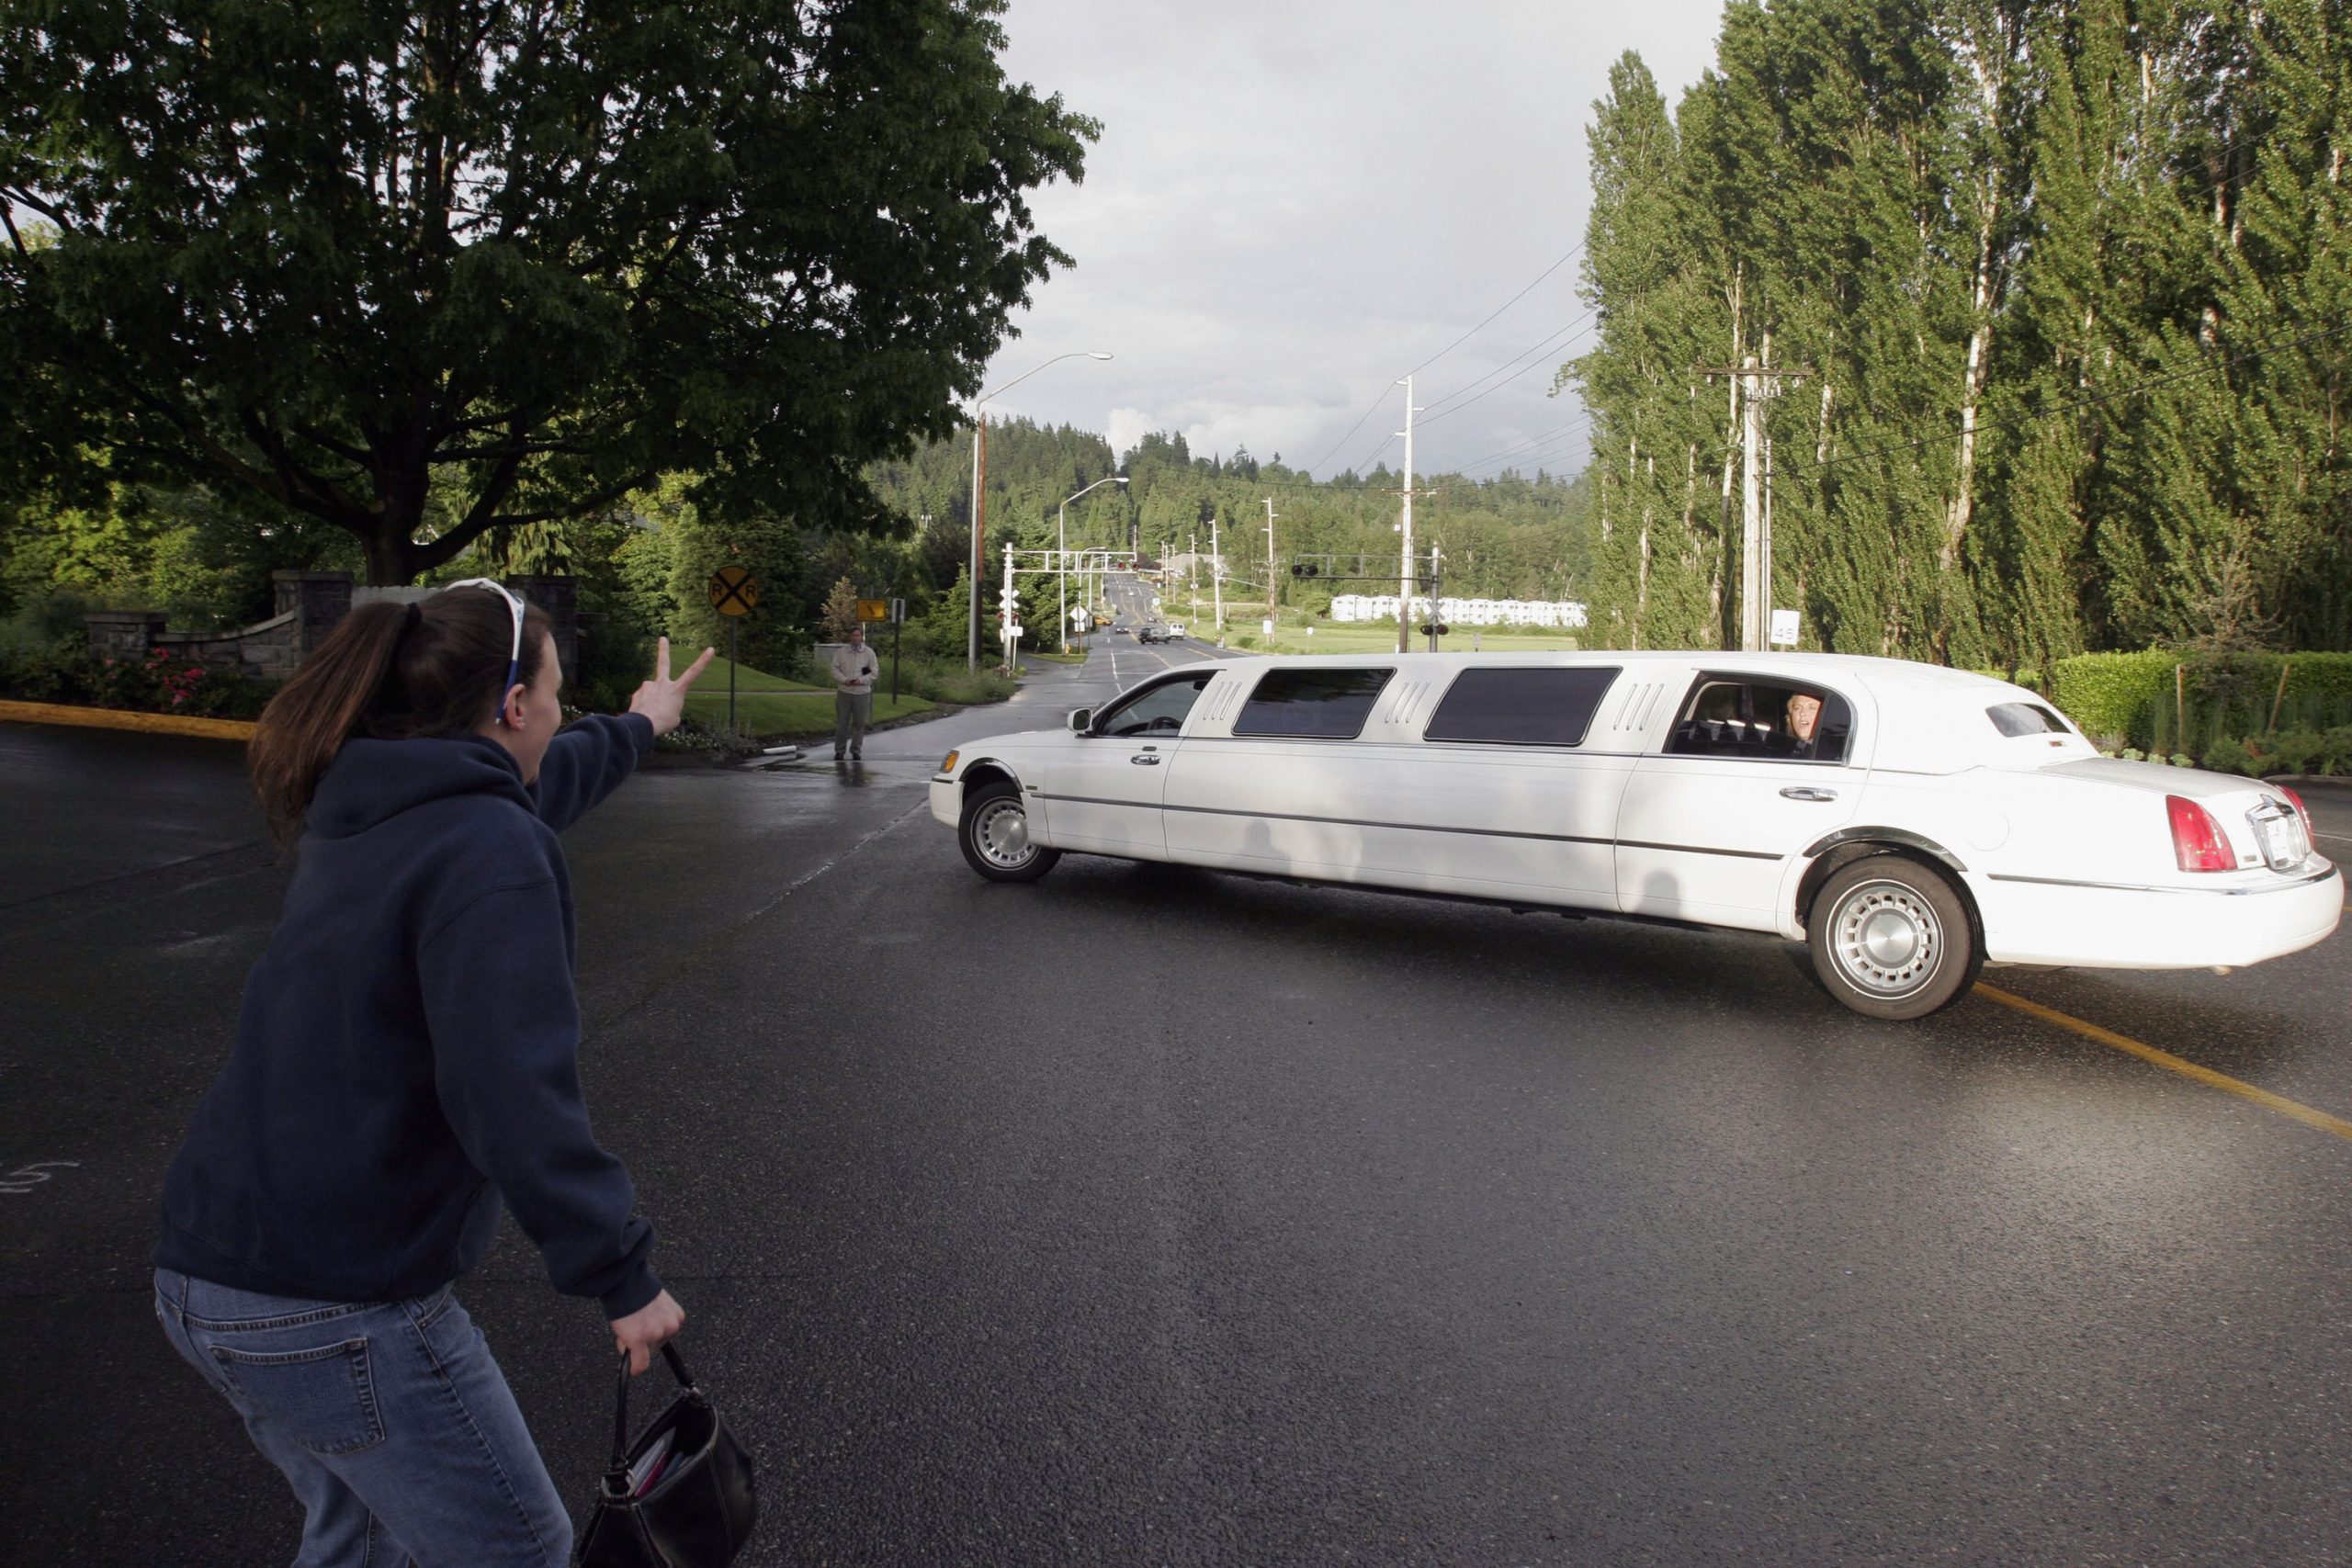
[1973,860,2343,969]
[928,776,960,830]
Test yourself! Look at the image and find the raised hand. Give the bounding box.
[628,637,716,737]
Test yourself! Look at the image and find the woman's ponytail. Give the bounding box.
[249,600,414,849]
[248,588,549,849]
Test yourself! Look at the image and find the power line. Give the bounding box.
[1453,412,1598,476]
[1306,237,1586,478]
[1348,428,1402,479]
[1401,239,1586,380]
[1416,321,1601,433]
[1454,423,1596,481]
[1304,387,1396,480]
[1417,308,1599,423]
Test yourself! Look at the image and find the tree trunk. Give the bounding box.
[358,463,433,584]
[360,529,413,588]
[1942,191,1996,573]
[1636,511,1651,650]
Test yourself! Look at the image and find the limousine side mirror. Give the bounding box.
[1068,707,1093,734]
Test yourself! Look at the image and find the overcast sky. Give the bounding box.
[979,0,1728,484]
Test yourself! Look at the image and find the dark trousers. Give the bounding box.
[834,691,873,755]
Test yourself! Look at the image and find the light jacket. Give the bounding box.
[831,641,877,694]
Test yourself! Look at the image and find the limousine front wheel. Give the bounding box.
[1807,857,1980,1020]
[959,780,1062,883]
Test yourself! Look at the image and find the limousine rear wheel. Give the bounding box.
[959,780,1061,883]
[1807,856,1980,1020]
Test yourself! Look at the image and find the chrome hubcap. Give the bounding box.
[1832,879,1941,997]
[973,799,1035,867]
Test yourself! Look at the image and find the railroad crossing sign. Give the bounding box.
[856,598,888,622]
[707,567,759,616]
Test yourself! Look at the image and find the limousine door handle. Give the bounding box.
[1780,785,1838,802]
[1130,754,1162,766]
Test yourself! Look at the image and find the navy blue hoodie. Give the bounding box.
[157,713,662,1318]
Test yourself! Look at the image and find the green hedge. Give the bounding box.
[2049,649,2352,751]
[2047,650,2187,743]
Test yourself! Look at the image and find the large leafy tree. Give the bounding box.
[0,0,1095,583]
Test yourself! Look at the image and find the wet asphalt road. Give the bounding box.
[4,630,2350,1567]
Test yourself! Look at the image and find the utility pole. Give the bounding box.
[1001,541,1017,672]
[967,420,987,670]
[1397,376,1419,654]
[1698,349,1809,650]
[1427,544,1444,652]
[1761,423,1774,648]
[1209,514,1224,631]
[1263,497,1279,634]
[1740,355,1762,652]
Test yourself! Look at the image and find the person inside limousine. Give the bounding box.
[1779,692,1824,758]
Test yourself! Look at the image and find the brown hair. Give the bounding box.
[249,588,552,847]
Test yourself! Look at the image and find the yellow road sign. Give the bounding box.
[856,598,888,622]
[708,567,758,616]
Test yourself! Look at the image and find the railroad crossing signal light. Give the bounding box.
[1291,562,1320,578]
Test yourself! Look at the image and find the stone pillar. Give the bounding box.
[272,570,354,657]
[85,610,167,662]
[507,575,579,680]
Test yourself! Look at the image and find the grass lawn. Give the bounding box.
[682,655,933,737]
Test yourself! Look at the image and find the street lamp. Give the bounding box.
[1058,476,1128,652]
[968,351,1114,670]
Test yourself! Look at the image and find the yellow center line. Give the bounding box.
[1975,982,2352,1144]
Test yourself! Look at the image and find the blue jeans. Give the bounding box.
[154,1268,572,1568]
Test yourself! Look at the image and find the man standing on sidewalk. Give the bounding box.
[831,623,879,760]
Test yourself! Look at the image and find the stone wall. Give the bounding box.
[155,610,303,682]
[85,572,579,684]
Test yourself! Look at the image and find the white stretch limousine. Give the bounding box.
[928,653,2341,1018]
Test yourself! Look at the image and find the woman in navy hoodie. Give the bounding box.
[153,581,712,1567]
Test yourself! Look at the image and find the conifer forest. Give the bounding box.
[1573,0,2352,666]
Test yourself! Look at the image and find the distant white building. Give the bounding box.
[1329,594,1587,628]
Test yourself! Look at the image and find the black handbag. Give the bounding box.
[574,1342,759,1567]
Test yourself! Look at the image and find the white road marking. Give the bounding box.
[1,1160,80,1195]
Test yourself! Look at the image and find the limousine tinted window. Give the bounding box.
[1985,701,2071,738]
[1233,668,1396,739]
[1423,667,1622,747]
[1667,679,1852,763]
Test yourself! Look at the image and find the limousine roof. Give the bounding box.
[1185,649,2073,772]
[1197,648,2018,695]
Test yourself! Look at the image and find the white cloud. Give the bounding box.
[985,0,1727,479]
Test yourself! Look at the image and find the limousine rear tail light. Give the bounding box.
[2277,784,2308,820]
[2166,795,2234,872]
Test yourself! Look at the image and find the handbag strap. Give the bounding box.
[607,1341,699,1472]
